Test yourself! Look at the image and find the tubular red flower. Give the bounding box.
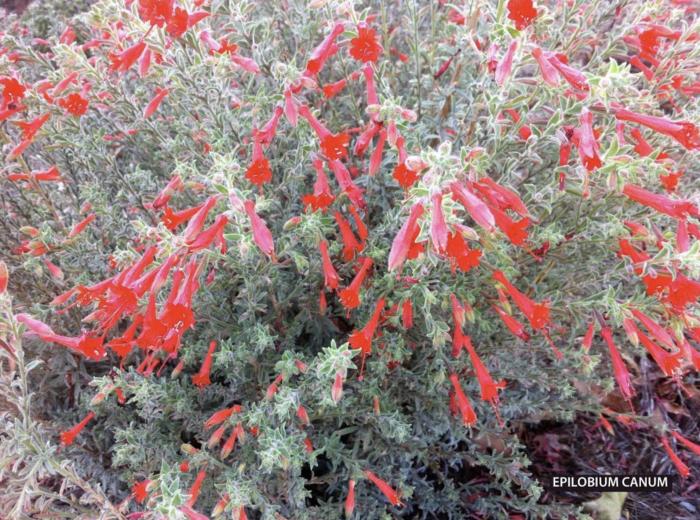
[305,22,345,76]
[445,231,482,273]
[547,54,589,92]
[660,435,690,478]
[388,203,425,272]
[600,324,635,403]
[133,479,152,504]
[430,193,448,253]
[338,257,373,310]
[531,46,559,86]
[462,335,505,407]
[364,470,402,506]
[319,240,340,290]
[345,480,356,518]
[401,299,413,329]
[368,129,387,176]
[615,108,700,150]
[450,182,495,231]
[448,374,477,427]
[192,340,217,388]
[68,214,96,238]
[109,41,147,73]
[143,87,169,118]
[622,183,698,220]
[670,430,700,457]
[60,411,95,446]
[348,205,368,243]
[244,200,275,260]
[0,261,8,294]
[495,40,518,86]
[493,304,530,341]
[576,108,602,171]
[582,321,595,352]
[245,138,273,186]
[492,270,551,331]
[331,371,344,403]
[335,211,363,261]
[186,469,207,507]
[303,158,335,212]
[349,296,385,357]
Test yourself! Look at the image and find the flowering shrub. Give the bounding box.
[1,0,700,518]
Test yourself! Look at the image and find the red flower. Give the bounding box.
[547,54,589,92]
[463,335,505,408]
[186,470,207,507]
[143,87,169,118]
[349,297,385,357]
[338,257,373,310]
[507,0,538,30]
[345,480,356,519]
[492,270,551,331]
[153,175,184,209]
[299,105,350,160]
[303,158,335,212]
[138,0,173,27]
[319,240,340,290]
[489,205,530,247]
[388,203,424,272]
[364,470,402,506]
[635,325,682,377]
[17,313,106,360]
[348,205,368,243]
[622,183,698,220]
[449,374,477,427]
[430,193,448,253]
[321,132,351,161]
[600,322,635,403]
[450,182,495,231]
[331,371,344,403]
[335,211,363,261]
[305,22,345,76]
[393,162,419,189]
[253,106,283,146]
[670,430,700,457]
[659,170,682,193]
[166,7,189,38]
[133,479,152,504]
[109,41,147,73]
[244,200,275,260]
[660,435,690,478]
[328,160,365,208]
[401,299,413,329]
[575,108,602,171]
[0,261,7,294]
[60,411,95,446]
[349,24,383,63]
[245,139,273,186]
[615,108,700,150]
[531,46,559,86]
[68,213,96,238]
[368,129,387,176]
[495,40,518,86]
[493,305,530,341]
[0,76,26,105]
[445,231,482,273]
[323,78,348,99]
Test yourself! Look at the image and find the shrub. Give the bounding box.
[1,0,699,518]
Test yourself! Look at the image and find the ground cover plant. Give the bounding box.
[1,0,699,518]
